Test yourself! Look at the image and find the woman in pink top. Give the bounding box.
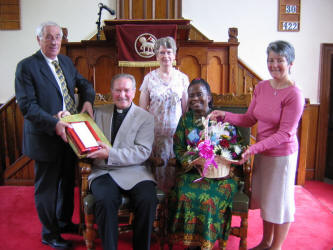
[210,40,304,250]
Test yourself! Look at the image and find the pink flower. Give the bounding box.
[197,140,218,176]
[198,140,214,159]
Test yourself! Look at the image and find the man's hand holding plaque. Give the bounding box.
[86,141,111,159]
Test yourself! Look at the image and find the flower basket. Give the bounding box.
[185,116,244,180]
[190,154,239,179]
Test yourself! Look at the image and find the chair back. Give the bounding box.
[217,106,250,146]
[212,93,253,197]
[212,93,252,149]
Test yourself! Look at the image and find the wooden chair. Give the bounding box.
[167,93,254,250]
[78,155,166,250]
[76,93,167,249]
[213,93,253,250]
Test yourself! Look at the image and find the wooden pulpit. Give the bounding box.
[61,20,241,105]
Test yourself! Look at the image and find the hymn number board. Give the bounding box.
[278,0,301,32]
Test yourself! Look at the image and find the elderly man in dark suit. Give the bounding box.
[87,73,157,250]
[15,21,95,249]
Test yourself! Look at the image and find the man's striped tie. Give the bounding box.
[52,60,77,114]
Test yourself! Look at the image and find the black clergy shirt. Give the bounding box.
[111,104,131,145]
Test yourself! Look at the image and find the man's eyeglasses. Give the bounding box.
[43,35,62,42]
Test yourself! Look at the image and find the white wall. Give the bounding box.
[0,0,115,103]
[183,0,333,104]
[1,0,333,104]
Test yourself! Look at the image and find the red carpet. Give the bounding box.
[0,182,332,250]
[304,180,333,212]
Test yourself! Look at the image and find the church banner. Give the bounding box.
[116,24,177,67]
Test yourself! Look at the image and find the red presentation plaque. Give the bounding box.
[61,113,110,159]
[66,121,102,155]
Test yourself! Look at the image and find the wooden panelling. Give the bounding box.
[316,44,333,180]
[121,66,150,104]
[178,55,200,83]
[0,0,20,30]
[207,56,222,94]
[0,97,34,185]
[132,0,144,19]
[155,0,167,19]
[74,57,90,81]
[295,104,318,181]
[95,56,117,94]
[116,0,181,19]
[228,46,239,94]
[297,101,320,185]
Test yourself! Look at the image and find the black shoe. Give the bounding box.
[42,235,72,249]
[60,223,79,234]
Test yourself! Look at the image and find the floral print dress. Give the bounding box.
[140,68,189,192]
[168,110,237,249]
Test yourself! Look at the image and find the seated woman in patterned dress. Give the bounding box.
[168,78,238,250]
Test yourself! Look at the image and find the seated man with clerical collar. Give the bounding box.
[86,73,157,250]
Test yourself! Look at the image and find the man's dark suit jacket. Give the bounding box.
[15,50,95,162]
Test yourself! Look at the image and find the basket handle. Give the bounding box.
[202,116,210,141]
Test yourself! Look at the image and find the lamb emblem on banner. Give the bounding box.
[134,33,157,58]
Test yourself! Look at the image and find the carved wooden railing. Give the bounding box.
[0,97,34,185]
[237,58,261,93]
[188,24,210,41]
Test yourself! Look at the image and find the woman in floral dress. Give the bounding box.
[168,78,238,249]
[139,36,189,192]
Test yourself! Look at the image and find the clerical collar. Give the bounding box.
[115,104,131,114]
